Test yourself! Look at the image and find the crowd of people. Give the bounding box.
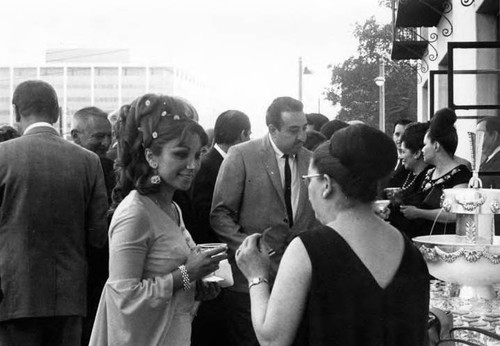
[0,78,497,346]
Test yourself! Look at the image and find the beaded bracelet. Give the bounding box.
[178,265,191,291]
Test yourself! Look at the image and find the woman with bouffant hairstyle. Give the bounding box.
[236,125,429,345]
[90,94,227,346]
[400,108,471,235]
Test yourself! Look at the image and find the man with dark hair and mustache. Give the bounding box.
[211,96,319,346]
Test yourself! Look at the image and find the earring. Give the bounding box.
[150,175,161,184]
[150,163,160,184]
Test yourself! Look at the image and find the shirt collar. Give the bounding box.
[213,143,228,159]
[23,122,54,135]
[268,134,296,159]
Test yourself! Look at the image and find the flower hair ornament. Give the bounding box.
[132,94,188,148]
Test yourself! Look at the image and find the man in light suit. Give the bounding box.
[211,96,318,346]
[0,80,108,346]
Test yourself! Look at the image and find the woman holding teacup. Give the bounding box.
[89,94,227,346]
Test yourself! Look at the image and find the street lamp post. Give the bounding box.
[374,60,386,133]
[298,57,303,101]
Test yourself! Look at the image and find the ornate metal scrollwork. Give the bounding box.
[417,0,453,37]
[443,0,453,14]
[415,59,429,74]
[461,0,475,7]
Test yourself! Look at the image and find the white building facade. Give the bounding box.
[392,0,499,159]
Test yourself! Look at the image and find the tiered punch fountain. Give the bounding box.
[413,132,500,299]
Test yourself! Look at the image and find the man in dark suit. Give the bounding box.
[477,117,500,188]
[389,119,413,186]
[71,106,115,345]
[190,110,251,346]
[477,117,500,235]
[211,97,319,346]
[0,80,108,345]
[191,110,251,243]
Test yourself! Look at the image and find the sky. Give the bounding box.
[0,0,391,136]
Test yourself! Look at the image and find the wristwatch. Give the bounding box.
[248,277,269,289]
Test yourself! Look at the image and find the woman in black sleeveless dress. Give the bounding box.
[236,125,429,346]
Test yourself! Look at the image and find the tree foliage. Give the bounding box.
[326,17,417,134]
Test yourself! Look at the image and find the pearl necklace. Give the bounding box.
[402,171,419,191]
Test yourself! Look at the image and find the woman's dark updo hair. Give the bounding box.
[111,93,208,211]
[401,122,430,153]
[428,108,458,156]
[312,124,397,204]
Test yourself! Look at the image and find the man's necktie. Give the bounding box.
[283,154,293,228]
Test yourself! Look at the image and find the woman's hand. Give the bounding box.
[236,233,271,281]
[400,205,420,220]
[195,280,221,301]
[185,245,228,282]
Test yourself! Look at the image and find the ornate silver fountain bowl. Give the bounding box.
[412,188,500,299]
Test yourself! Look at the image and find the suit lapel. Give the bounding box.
[261,136,286,208]
[481,152,500,172]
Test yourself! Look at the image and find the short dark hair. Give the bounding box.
[0,125,20,142]
[214,110,250,145]
[304,130,327,151]
[393,119,412,131]
[306,113,329,132]
[480,116,500,135]
[12,80,59,122]
[401,122,429,153]
[428,108,458,156]
[312,124,397,204]
[320,119,349,140]
[266,97,303,130]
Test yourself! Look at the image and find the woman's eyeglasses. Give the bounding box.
[301,174,323,184]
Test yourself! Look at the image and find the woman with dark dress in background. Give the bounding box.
[389,122,431,238]
[235,124,429,346]
[400,108,471,236]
